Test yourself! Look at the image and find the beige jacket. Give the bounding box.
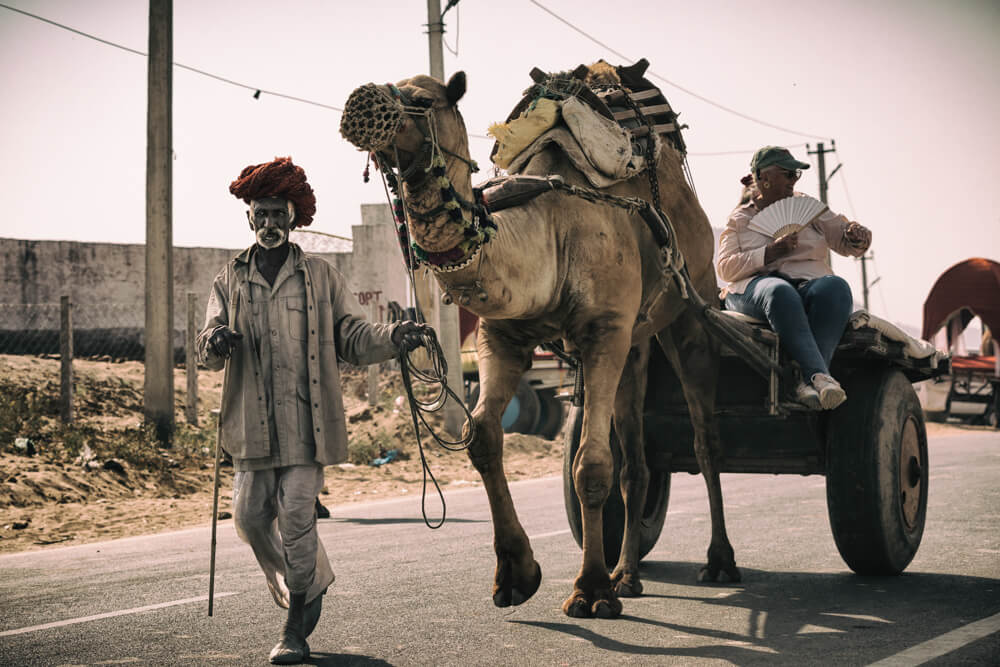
[198,244,399,466]
[717,193,869,298]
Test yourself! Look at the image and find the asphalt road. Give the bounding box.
[1,430,998,666]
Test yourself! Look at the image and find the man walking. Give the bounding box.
[198,156,427,664]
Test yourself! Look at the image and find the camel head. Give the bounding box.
[340,71,472,187]
[341,72,484,260]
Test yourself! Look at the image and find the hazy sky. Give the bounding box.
[1,0,998,331]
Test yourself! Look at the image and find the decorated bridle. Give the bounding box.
[340,83,496,274]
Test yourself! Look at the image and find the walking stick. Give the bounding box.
[208,408,223,616]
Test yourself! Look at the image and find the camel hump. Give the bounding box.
[490,59,687,170]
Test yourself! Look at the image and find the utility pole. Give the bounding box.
[807,141,835,206]
[809,140,873,311]
[145,0,174,446]
[425,0,465,436]
[427,0,445,80]
[808,141,835,292]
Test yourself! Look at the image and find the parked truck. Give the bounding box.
[459,308,573,440]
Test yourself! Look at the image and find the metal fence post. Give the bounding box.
[186,292,198,426]
[368,301,379,407]
[60,295,73,423]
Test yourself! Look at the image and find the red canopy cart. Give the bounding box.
[921,257,1000,427]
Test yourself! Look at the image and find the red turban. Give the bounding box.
[229,156,316,227]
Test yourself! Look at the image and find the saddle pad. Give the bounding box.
[559,96,638,180]
[489,97,561,170]
[505,126,628,189]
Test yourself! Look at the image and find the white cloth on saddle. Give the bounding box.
[489,97,561,170]
[505,96,654,188]
[723,308,942,366]
[848,309,941,364]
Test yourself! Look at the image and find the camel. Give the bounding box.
[340,62,741,618]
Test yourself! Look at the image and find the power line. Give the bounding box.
[690,143,808,157]
[527,0,829,141]
[442,2,460,56]
[869,254,890,319]
[0,2,499,142]
[0,2,343,112]
[2,2,823,157]
[689,150,760,157]
[1,2,146,56]
[823,155,876,315]
[834,164,859,220]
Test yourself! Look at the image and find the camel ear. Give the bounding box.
[445,71,466,106]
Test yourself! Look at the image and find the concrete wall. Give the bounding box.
[0,203,408,356]
[353,203,410,321]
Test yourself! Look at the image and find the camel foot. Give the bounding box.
[561,588,622,619]
[492,558,542,608]
[697,542,741,583]
[610,568,643,597]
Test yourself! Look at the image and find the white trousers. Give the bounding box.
[232,464,335,607]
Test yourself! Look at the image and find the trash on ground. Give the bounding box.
[370,449,400,467]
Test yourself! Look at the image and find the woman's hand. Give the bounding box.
[845,222,872,249]
[764,232,798,264]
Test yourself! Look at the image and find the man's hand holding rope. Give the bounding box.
[209,326,243,359]
[393,321,477,528]
[391,320,433,352]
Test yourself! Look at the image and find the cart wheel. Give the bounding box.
[984,387,999,429]
[562,406,670,568]
[468,379,540,435]
[534,389,565,440]
[826,369,928,575]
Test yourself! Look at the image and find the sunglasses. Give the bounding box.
[782,169,802,181]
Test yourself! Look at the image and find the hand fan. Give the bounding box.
[748,195,828,239]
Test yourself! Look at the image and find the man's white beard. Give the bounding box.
[256,227,287,249]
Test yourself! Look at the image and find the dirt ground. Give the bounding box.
[0,354,564,554]
[0,354,989,555]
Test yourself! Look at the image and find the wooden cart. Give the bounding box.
[563,313,947,575]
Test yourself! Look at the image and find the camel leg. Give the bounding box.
[464,324,541,607]
[609,339,651,597]
[562,325,632,619]
[657,310,741,583]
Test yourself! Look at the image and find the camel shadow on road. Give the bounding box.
[305,652,393,666]
[331,516,486,526]
[510,560,1000,663]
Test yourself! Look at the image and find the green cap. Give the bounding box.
[750,146,810,175]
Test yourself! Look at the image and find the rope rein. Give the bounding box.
[397,328,476,529]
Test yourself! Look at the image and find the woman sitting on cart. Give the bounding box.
[717,146,872,410]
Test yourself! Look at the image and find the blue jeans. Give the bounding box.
[725,274,854,380]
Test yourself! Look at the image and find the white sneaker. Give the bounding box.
[812,373,846,410]
[793,381,822,410]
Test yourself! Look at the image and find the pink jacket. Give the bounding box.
[717,193,869,298]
